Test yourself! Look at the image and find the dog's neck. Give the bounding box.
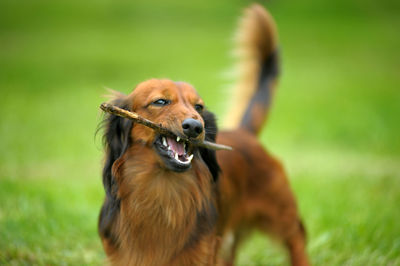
[114,143,216,265]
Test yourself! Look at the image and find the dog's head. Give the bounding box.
[129,79,209,172]
[101,79,219,197]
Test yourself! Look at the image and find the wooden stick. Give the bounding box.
[100,103,233,151]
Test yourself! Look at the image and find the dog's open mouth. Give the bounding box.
[154,134,194,172]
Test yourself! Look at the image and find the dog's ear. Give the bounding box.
[199,110,220,182]
[101,95,134,198]
[98,93,133,242]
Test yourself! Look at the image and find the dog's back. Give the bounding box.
[215,5,309,266]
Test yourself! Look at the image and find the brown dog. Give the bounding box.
[98,4,309,266]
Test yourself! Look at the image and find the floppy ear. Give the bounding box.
[98,94,133,240]
[101,95,134,198]
[199,110,220,182]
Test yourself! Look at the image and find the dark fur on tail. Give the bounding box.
[240,49,279,134]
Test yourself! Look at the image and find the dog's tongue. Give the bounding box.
[167,137,185,155]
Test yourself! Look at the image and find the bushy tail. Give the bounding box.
[224,4,279,136]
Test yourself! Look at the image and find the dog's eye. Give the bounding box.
[194,104,204,113]
[152,99,170,106]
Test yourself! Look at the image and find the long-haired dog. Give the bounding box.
[98,4,309,266]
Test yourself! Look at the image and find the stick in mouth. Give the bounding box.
[100,103,233,151]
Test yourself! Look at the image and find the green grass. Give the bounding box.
[1,0,399,265]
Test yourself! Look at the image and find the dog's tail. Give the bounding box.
[224,4,279,136]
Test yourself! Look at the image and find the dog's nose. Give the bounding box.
[182,118,203,138]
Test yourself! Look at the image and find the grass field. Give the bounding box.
[1,0,399,265]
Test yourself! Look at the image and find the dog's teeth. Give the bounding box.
[174,152,179,161]
[177,136,180,142]
[162,137,167,147]
[187,154,193,163]
[183,143,186,150]
[168,146,171,150]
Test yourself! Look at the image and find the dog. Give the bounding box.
[98,4,309,266]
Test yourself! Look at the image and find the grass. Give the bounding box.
[0,0,399,265]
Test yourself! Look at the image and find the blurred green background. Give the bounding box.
[0,0,399,265]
